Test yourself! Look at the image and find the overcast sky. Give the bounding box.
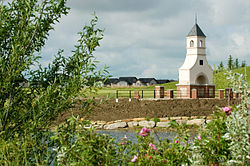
[40,0,250,79]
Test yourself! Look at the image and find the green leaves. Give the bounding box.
[0,0,108,140]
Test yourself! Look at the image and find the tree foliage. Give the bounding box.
[0,0,107,137]
[227,55,233,70]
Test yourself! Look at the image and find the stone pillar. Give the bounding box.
[134,91,140,99]
[155,86,164,98]
[225,88,233,100]
[218,89,224,99]
[209,86,215,98]
[233,92,239,99]
[166,90,174,99]
[205,86,209,98]
[192,89,198,99]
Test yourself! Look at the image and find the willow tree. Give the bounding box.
[0,0,106,137]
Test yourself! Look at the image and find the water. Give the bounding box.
[95,130,197,143]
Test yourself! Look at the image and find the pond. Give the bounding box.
[95,130,197,143]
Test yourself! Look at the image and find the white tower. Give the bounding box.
[177,20,215,98]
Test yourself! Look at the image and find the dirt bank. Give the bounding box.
[54,98,239,124]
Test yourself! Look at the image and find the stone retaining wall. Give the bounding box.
[82,116,213,130]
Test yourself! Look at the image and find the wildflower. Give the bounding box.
[222,107,232,116]
[197,135,201,140]
[139,127,151,137]
[131,154,139,162]
[121,135,127,141]
[175,140,179,144]
[145,154,152,159]
[149,142,157,151]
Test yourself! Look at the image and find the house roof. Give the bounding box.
[118,77,137,85]
[187,24,206,37]
[156,79,170,84]
[138,78,156,84]
[104,78,118,85]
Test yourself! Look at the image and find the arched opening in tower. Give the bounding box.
[195,75,208,84]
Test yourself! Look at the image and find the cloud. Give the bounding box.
[37,0,249,79]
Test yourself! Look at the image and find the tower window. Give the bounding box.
[190,40,194,47]
[199,40,202,47]
[200,60,203,65]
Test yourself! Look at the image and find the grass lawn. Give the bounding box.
[213,66,250,89]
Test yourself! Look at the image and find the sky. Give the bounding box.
[39,0,250,79]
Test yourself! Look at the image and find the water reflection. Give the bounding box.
[95,130,196,143]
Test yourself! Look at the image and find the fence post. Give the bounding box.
[155,86,164,98]
[116,90,119,102]
[129,90,131,102]
[134,91,140,99]
[154,90,155,98]
[141,90,144,98]
[218,89,224,99]
[166,90,174,99]
[225,88,232,99]
[192,89,198,99]
[233,92,238,99]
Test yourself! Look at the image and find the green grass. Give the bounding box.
[213,66,250,89]
[96,66,249,98]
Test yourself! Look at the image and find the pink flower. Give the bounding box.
[222,107,232,116]
[197,135,201,140]
[175,140,179,144]
[139,127,151,137]
[149,142,157,151]
[131,154,139,162]
[145,154,152,159]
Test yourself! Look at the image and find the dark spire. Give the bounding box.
[187,23,206,37]
[187,14,206,37]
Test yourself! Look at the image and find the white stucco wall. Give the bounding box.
[135,81,142,86]
[190,55,213,84]
[179,69,190,84]
[178,35,213,85]
[117,81,128,87]
[186,36,206,55]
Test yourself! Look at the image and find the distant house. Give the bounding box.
[116,77,137,87]
[136,78,158,86]
[104,78,119,86]
[156,79,170,84]
[103,77,175,87]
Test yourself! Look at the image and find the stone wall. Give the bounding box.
[82,116,213,130]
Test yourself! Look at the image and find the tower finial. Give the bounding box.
[195,13,197,24]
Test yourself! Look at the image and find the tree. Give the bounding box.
[0,0,107,137]
[218,61,224,71]
[241,60,246,68]
[234,58,239,69]
[227,55,233,70]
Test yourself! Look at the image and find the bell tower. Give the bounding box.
[176,18,215,98]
